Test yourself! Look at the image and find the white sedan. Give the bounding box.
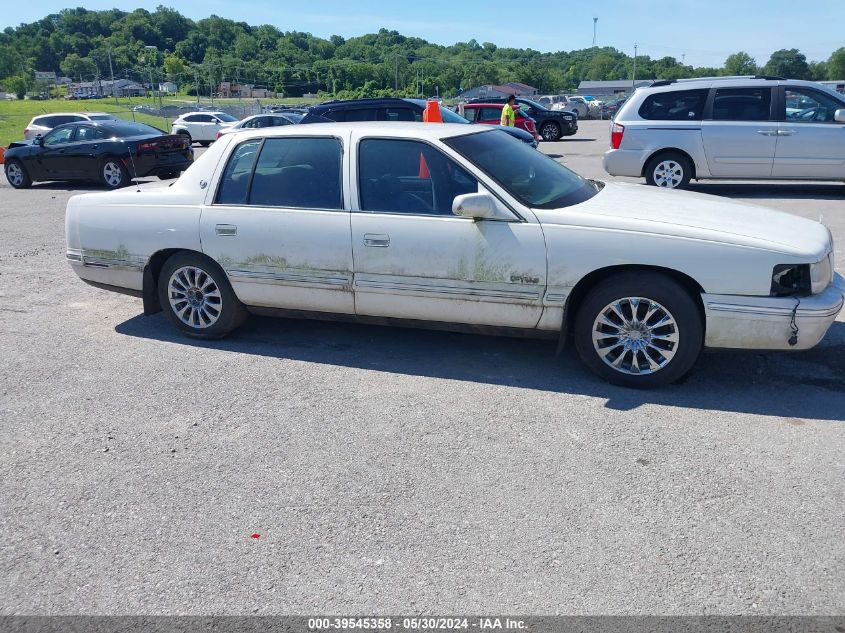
[214,112,303,140]
[65,123,844,388]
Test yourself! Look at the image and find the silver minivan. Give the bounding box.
[603,76,845,188]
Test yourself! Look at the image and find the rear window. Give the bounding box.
[100,122,162,137]
[214,113,238,122]
[87,114,116,121]
[638,89,708,120]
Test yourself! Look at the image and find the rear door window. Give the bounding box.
[462,108,479,122]
[75,126,106,141]
[638,89,708,120]
[216,139,262,205]
[712,87,772,121]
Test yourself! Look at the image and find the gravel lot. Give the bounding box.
[0,120,843,615]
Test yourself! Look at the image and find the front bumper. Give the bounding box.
[703,273,845,350]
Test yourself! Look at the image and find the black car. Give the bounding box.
[300,97,539,148]
[467,97,578,141]
[4,120,194,189]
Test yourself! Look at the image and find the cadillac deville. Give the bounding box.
[65,123,844,388]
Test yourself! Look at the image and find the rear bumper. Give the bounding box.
[602,148,650,177]
[131,152,193,177]
[703,274,845,350]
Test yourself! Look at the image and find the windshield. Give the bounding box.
[445,131,597,209]
[214,112,239,122]
[520,98,548,111]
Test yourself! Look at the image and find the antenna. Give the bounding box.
[592,18,598,47]
[124,141,141,192]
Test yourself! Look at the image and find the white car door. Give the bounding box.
[773,86,845,179]
[199,134,354,314]
[349,133,546,329]
[701,86,777,178]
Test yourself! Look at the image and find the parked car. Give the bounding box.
[171,111,239,146]
[461,103,541,142]
[23,112,117,140]
[560,96,590,118]
[301,97,539,148]
[5,120,193,189]
[215,113,303,139]
[604,96,628,118]
[467,97,577,141]
[604,76,845,188]
[64,122,843,388]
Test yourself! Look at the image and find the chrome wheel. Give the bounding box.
[6,163,23,186]
[540,122,560,141]
[652,160,684,188]
[592,297,679,375]
[102,161,125,187]
[167,266,222,329]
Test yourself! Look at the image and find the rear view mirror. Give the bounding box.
[835,109,845,123]
[452,193,513,220]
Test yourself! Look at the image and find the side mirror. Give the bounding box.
[452,193,512,220]
[835,109,845,123]
[35,134,44,146]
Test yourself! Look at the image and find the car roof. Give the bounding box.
[223,121,490,142]
[639,76,845,96]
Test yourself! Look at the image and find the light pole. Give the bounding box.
[592,18,598,47]
[632,43,638,93]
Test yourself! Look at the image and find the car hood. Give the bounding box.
[540,182,831,259]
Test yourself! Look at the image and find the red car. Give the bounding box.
[461,103,540,142]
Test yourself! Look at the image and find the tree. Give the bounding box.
[163,53,188,79]
[764,48,810,79]
[6,75,29,99]
[59,53,97,81]
[724,51,757,76]
[828,47,845,79]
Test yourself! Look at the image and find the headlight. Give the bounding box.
[810,254,833,294]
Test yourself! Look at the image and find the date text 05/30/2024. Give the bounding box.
[308,618,527,630]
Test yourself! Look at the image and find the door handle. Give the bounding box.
[756,130,777,136]
[215,224,237,236]
[363,233,390,247]
[778,129,796,136]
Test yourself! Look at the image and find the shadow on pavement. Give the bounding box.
[116,314,845,421]
[687,182,845,201]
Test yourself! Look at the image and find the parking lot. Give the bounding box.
[0,119,843,614]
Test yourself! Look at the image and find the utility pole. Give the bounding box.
[107,47,117,105]
[394,55,399,92]
[632,43,638,93]
[592,18,598,47]
[194,66,200,105]
[209,64,214,106]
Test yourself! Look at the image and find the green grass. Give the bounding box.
[0,94,318,147]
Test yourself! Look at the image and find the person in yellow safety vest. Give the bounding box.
[500,94,516,127]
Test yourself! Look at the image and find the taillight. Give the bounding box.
[216,131,222,140]
[611,122,625,149]
[24,128,29,136]
[138,141,157,153]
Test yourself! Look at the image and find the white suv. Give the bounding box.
[604,76,845,188]
[23,112,117,140]
[171,111,239,146]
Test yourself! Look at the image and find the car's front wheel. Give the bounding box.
[645,152,692,189]
[157,252,247,339]
[573,272,703,388]
[4,159,32,189]
[539,122,562,142]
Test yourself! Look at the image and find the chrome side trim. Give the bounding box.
[81,256,144,271]
[354,278,542,301]
[544,292,568,304]
[227,268,351,288]
[706,301,843,319]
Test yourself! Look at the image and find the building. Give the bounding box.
[460,82,539,100]
[159,81,177,93]
[577,80,652,97]
[216,81,271,98]
[68,79,145,98]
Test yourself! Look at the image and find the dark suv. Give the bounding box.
[300,98,538,147]
[467,97,578,141]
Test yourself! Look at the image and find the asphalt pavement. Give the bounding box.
[0,120,843,615]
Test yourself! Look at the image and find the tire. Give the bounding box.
[199,141,211,147]
[539,121,562,142]
[645,152,692,189]
[100,158,130,189]
[573,272,703,389]
[157,252,247,339]
[157,171,180,180]
[4,159,32,189]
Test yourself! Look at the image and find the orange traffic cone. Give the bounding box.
[418,153,430,179]
[422,99,442,123]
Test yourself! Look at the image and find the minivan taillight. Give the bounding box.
[24,128,29,137]
[610,122,625,149]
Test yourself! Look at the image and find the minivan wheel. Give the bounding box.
[645,152,692,189]
[157,252,247,339]
[573,272,703,388]
[540,122,562,141]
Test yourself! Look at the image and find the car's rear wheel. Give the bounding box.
[573,272,703,388]
[158,252,247,339]
[5,159,32,189]
[100,158,130,189]
[540,122,562,142]
[645,152,692,189]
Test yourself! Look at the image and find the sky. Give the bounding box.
[3,0,843,68]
